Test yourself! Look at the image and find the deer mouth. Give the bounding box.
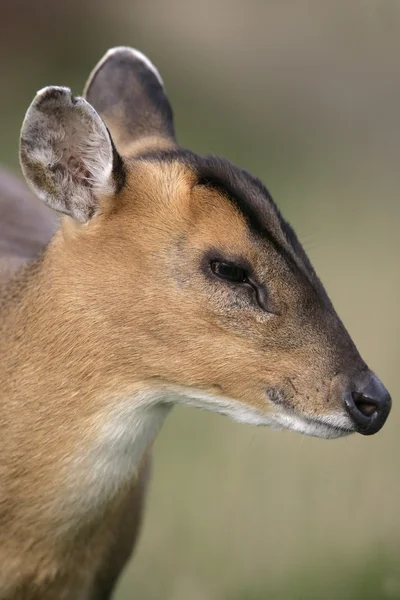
[266,369,391,439]
[268,408,355,439]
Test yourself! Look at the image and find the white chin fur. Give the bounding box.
[267,411,354,439]
[161,386,354,440]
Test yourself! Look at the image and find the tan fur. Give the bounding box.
[0,158,357,597]
[0,171,151,598]
[0,47,389,598]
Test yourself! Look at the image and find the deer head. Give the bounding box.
[19,47,391,440]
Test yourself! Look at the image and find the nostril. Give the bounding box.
[345,374,392,435]
[351,392,377,418]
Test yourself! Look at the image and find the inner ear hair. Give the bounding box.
[20,86,124,222]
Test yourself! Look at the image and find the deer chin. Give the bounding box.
[269,409,355,439]
[148,385,354,439]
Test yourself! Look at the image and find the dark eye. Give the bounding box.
[210,261,248,283]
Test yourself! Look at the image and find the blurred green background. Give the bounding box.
[1,1,399,598]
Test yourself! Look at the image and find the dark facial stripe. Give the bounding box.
[195,168,300,273]
[192,155,315,282]
[137,148,324,294]
[139,149,293,253]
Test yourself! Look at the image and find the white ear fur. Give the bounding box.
[20,86,122,222]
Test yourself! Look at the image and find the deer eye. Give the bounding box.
[210,261,248,283]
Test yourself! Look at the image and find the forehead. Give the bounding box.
[136,149,283,231]
[133,149,303,266]
[136,149,329,299]
[120,148,327,305]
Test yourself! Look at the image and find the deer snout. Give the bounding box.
[344,373,391,435]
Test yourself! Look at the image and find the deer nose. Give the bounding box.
[344,374,391,435]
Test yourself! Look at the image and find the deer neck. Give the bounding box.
[0,242,171,521]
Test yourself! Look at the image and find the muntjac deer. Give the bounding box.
[0,47,391,599]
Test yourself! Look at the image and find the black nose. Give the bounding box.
[344,374,392,435]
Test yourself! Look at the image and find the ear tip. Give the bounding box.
[24,87,96,126]
[105,46,162,80]
[21,86,103,148]
[32,86,73,110]
[84,46,164,95]
[21,87,76,138]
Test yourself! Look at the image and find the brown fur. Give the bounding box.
[0,170,152,598]
[0,47,390,598]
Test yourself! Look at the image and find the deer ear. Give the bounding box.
[83,46,176,154]
[20,86,125,222]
